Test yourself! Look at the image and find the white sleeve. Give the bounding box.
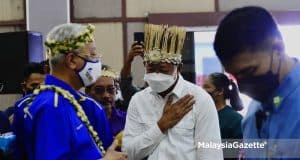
[122,96,165,160]
[195,95,223,159]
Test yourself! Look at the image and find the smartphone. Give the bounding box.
[133,32,144,45]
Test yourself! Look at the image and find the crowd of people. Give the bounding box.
[1,6,300,160]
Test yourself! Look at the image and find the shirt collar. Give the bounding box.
[171,74,185,98]
[45,75,82,100]
[264,59,300,111]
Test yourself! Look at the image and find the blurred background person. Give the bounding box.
[0,62,45,159]
[3,62,45,131]
[40,59,50,74]
[21,62,45,96]
[119,42,145,111]
[203,72,243,159]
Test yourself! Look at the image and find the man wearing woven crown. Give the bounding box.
[13,23,127,160]
[122,24,223,160]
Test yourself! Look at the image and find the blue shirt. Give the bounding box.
[242,60,300,159]
[109,107,126,137]
[13,75,113,160]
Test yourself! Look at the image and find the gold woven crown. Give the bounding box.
[144,24,186,64]
[45,24,95,57]
[101,68,118,79]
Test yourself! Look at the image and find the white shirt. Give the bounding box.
[122,75,223,160]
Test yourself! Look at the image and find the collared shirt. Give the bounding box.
[109,107,126,137]
[242,60,300,159]
[13,75,113,160]
[122,75,223,160]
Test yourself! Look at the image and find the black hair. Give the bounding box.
[40,59,49,66]
[40,59,50,74]
[214,6,283,63]
[23,62,45,81]
[209,72,243,111]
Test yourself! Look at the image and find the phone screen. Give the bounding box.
[133,32,144,44]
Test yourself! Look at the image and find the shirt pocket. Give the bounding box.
[171,120,195,147]
[172,116,195,137]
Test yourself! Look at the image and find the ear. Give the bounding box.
[216,88,224,96]
[65,53,78,70]
[272,37,285,54]
[21,81,26,92]
[85,87,91,95]
[177,63,183,72]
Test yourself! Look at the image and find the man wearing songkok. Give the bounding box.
[13,23,127,160]
[122,24,223,160]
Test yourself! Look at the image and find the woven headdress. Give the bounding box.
[144,24,186,64]
[101,68,118,79]
[45,24,95,57]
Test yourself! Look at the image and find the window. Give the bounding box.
[194,25,300,115]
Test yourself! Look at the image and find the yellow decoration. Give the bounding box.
[45,24,95,57]
[115,131,123,147]
[273,96,282,107]
[101,68,118,79]
[144,24,186,64]
[24,84,106,155]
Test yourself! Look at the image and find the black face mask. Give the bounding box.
[238,54,281,102]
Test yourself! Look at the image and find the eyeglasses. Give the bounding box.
[75,52,101,62]
[93,86,116,95]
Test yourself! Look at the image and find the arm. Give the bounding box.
[122,98,165,160]
[12,105,26,160]
[120,43,144,110]
[119,76,139,110]
[195,96,223,160]
[34,104,72,160]
[120,43,143,80]
[92,103,113,150]
[81,98,113,150]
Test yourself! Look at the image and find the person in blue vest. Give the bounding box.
[13,23,127,160]
[214,6,300,159]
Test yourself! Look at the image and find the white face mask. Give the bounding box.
[77,59,102,87]
[144,70,177,93]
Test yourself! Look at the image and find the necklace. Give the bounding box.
[23,84,106,155]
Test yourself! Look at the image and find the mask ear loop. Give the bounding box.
[276,54,282,75]
[270,50,282,75]
[269,53,274,71]
[173,66,179,81]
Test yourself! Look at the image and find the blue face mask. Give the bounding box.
[76,55,102,87]
[238,54,281,102]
